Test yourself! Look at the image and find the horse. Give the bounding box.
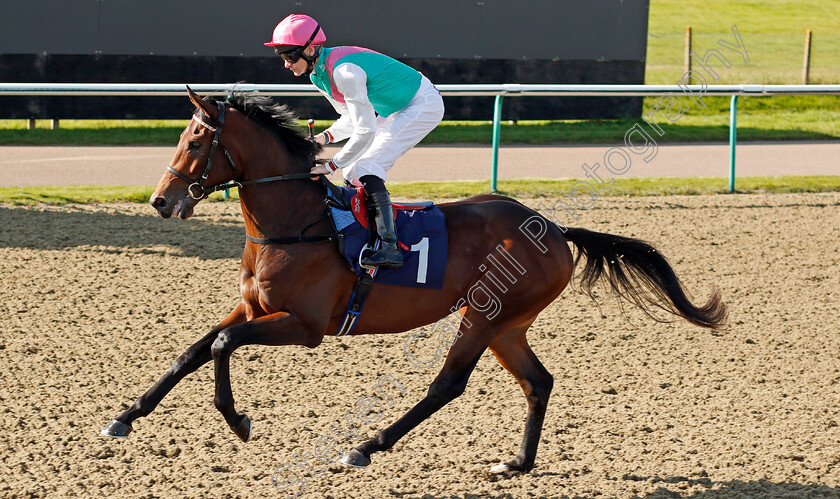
[101,87,727,474]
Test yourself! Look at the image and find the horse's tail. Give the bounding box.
[562,227,727,330]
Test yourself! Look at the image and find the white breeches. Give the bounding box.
[343,75,445,185]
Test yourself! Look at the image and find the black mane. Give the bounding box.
[201,91,322,161]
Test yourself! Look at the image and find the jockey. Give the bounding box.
[265,14,444,268]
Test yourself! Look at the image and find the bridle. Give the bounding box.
[166,100,317,200]
[166,101,238,200]
[164,99,347,246]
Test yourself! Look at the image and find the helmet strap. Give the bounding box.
[301,45,321,75]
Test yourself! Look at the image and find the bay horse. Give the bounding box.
[101,87,727,474]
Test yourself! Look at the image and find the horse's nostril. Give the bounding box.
[152,196,167,209]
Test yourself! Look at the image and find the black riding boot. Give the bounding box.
[361,189,404,268]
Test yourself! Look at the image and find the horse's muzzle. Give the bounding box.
[151,191,198,219]
[150,195,173,219]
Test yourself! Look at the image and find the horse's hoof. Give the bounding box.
[101,419,133,438]
[233,414,252,443]
[340,449,371,468]
[490,463,511,474]
[490,461,530,476]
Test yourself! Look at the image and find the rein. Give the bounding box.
[166,100,341,246]
[167,101,323,199]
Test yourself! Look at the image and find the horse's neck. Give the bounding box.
[238,153,325,239]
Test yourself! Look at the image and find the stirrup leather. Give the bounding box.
[361,191,403,268]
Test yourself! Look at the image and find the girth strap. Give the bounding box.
[333,216,382,336]
[334,268,377,337]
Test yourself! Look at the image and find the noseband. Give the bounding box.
[166,100,317,200]
[166,102,240,200]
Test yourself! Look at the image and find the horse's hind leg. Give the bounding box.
[487,319,553,474]
[101,303,247,438]
[342,310,505,468]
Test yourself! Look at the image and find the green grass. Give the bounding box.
[0,1,838,146]
[0,185,157,205]
[3,94,840,147]
[648,0,840,34]
[388,176,840,197]
[422,96,840,143]
[2,176,838,206]
[0,120,187,145]
[646,0,840,84]
[646,31,840,85]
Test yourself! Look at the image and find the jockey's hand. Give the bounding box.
[310,162,332,179]
[313,133,327,145]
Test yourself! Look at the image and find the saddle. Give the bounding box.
[325,183,434,253]
[322,182,445,336]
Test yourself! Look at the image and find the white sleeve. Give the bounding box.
[328,63,377,169]
[325,114,354,142]
[317,91,354,142]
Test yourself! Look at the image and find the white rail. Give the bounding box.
[2,83,839,192]
[1,82,839,96]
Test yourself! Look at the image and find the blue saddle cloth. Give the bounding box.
[329,187,448,290]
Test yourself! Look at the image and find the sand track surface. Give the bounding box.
[1,193,839,498]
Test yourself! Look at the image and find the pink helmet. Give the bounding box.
[265,14,326,50]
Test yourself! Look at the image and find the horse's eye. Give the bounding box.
[188,140,201,150]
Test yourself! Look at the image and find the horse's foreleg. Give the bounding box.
[210,311,324,442]
[342,313,493,468]
[487,320,553,474]
[101,302,248,438]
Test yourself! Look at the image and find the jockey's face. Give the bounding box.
[284,46,317,77]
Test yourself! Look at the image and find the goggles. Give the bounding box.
[274,23,321,63]
[275,45,305,62]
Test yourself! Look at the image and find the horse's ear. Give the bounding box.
[186,85,215,118]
